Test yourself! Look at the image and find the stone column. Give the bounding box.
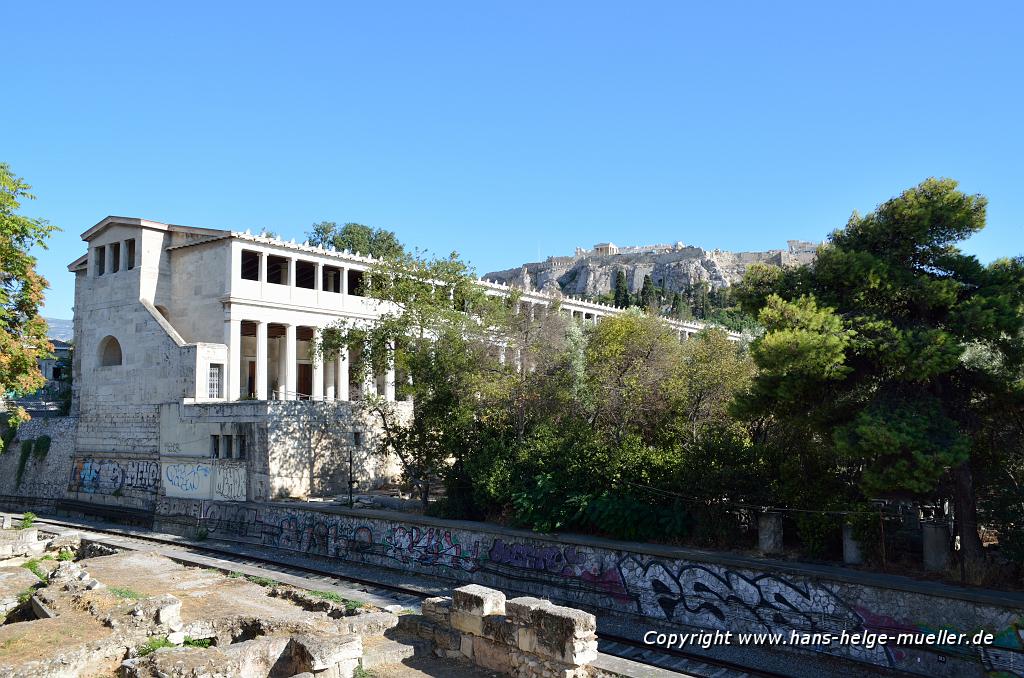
[842,523,864,565]
[362,342,375,399]
[287,257,296,287]
[384,343,396,401]
[226,317,242,401]
[341,267,348,295]
[259,252,267,283]
[314,262,323,291]
[284,324,297,399]
[311,329,324,401]
[337,347,350,401]
[255,321,268,400]
[325,360,336,401]
[758,512,784,555]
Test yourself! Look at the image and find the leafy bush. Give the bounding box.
[19,512,36,529]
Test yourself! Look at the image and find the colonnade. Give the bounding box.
[223,318,395,403]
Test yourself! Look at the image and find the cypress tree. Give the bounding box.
[613,270,629,308]
[640,275,657,311]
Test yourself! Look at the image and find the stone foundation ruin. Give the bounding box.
[0,519,634,678]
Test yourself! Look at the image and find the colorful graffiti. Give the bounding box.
[385,526,479,572]
[152,497,1024,678]
[69,457,159,496]
[488,538,630,602]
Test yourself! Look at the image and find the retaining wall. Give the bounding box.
[154,497,1024,678]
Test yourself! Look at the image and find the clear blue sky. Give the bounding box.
[5,1,1022,318]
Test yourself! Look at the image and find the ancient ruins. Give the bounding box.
[0,518,623,678]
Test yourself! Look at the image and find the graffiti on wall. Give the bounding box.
[214,465,247,501]
[153,497,1024,678]
[69,457,159,496]
[488,538,630,602]
[163,462,213,498]
[385,526,479,572]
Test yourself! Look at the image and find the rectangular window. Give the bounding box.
[210,435,220,458]
[267,255,289,285]
[347,269,364,296]
[208,364,223,398]
[222,435,233,459]
[95,246,106,276]
[322,265,342,293]
[241,250,260,281]
[353,431,363,446]
[125,239,136,270]
[295,260,316,289]
[236,435,246,460]
[52,366,63,381]
[109,242,121,273]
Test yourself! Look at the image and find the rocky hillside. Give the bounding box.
[483,240,817,297]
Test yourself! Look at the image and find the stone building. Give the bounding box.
[61,216,731,513]
[66,216,413,508]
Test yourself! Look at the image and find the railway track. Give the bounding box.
[21,512,789,678]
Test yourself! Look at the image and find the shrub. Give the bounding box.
[21,559,46,581]
[137,636,175,657]
[307,589,363,612]
[19,512,36,529]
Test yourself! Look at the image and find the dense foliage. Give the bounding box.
[329,178,1023,580]
[0,163,56,443]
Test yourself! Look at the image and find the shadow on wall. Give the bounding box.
[267,402,391,499]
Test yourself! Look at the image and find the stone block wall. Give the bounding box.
[403,585,598,678]
[152,499,1024,678]
[0,416,77,504]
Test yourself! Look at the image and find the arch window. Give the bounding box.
[99,336,123,367]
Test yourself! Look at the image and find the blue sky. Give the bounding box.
[5,1,1022,318]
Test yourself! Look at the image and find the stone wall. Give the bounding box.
[0,416,77,504]
[403,585,599,677]
[153,499,1024,678]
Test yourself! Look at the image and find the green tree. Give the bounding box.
[307,221,405,260]
[693,281,710,319]
[613,270,629,308]
[0,164,57,442]
[316,248,505,508]
[639,275,657,312]
[736,178,1024,570]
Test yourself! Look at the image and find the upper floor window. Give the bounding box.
[323,265,342,293]
[241,250,260,281]
[109,242,121,273]
[95,246,106,276]
[267,255,289,285]
[295,260,316,289]
[208,364,224,398]
[99,336,122,366]
[125,239,136,270]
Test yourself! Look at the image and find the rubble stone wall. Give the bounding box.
[0,416,77,504]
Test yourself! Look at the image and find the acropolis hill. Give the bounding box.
[483,239,818,297]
